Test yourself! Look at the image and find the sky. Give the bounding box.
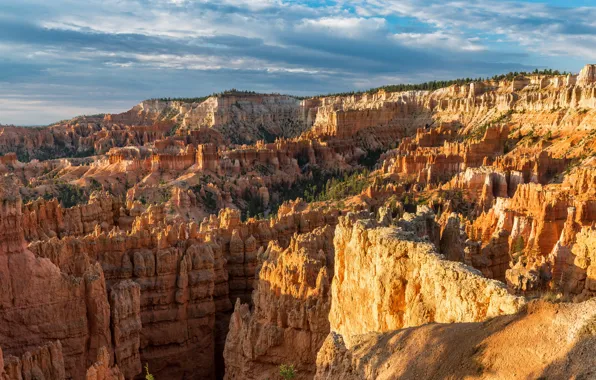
[0,0,594,125]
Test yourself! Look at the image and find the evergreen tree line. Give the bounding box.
[308,68,571,99]
[149,68,570,103]
[151,89,262,103]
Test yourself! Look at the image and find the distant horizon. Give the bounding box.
[0,61,590,127]
[4,65,585,127]
[1,0,594,125]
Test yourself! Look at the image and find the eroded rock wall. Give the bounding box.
[0,176,114,378]
[224,225,335,380]
[0,341,65,380]
[22,192,121,242]
[330,211,525,345]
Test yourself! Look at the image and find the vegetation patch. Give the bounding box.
[279,364,296,380]
[358,149,385,169]
[190,184,218,212]
[308,69,568,99]
[46,184,88,208]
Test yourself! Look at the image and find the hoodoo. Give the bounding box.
[1,11,596,377]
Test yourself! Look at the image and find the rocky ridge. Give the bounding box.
[1,65,596,379]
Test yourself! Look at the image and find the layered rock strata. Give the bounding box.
[0,341,65,380]
[0,342,125,380]
[0,176,124,379]
[330,211,525,346]
[23,197,336,379]
[224,225,335,380]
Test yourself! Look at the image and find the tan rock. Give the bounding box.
[315,300,596,380]
[330,213,525,346]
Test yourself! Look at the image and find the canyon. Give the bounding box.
[1,66,596,379]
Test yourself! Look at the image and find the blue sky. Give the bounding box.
[0,0,594,125]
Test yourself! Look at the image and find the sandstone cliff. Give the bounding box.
[307,70,596,146]
[0,177,113,378]
[21,196,336,379]
[0,342,125,380]
[315,299,596,380]
[132,93,310,145]
[224,225,335,380]
[330,211,525,346]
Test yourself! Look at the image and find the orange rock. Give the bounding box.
[224,226,334,380]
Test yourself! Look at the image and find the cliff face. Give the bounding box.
[0,118,171,161]
[180,95,307,144]
[461,166,596,294]
[0,93,309,160]
[22,196,337,379]
[330,212,525,346]
[305,70,596,152]
[0,175,116,379]
[28,210,233,379]
[3,65,596,380]
[304,91,430,143]
[134,94,310,145]
[224,225,335,380]
[22,192,121,242]
[0,341,65,380]
[221,205,527,380]
[0,342,125,380]
[560,226,596,299]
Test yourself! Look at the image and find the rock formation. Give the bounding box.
[0,176,117,378]
[2,65,596,380]
[1,341,65,380]
[224,225,335,380]
[330,211,524,346]
[315,299,596,380]
[0,342,125,380]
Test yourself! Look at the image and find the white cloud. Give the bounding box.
[392,31,486,52]
[353,0,596,59]
[296,16,386,38]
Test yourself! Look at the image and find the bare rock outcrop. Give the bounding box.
[22,193,121,242]
[85,347,125,380]
[315,300,596,380]
[1,341,65,380]
[224,225,335,380]
[330,212,525,346]
[0,176,115,378]
[109,281,142,379]
[562,227,596,300]
[0,342,125,380]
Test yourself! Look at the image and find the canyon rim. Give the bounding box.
[1,1,596,379]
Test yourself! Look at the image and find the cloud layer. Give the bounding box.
[0,0,592,125]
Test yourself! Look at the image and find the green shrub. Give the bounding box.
[279,364,296,380]
[45,184,88,208]
[144,363,154,380]
[89,178,103,192]
[358,149,384,169]
[512,236,525,253]
[316,170,370,202]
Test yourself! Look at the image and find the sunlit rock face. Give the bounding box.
[329,212,525,346]
[2,65,596,380]
[315,299,596,380]
[223,225,335,380]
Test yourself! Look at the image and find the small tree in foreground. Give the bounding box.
[145,363,154,380]
[279,364,296,380]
